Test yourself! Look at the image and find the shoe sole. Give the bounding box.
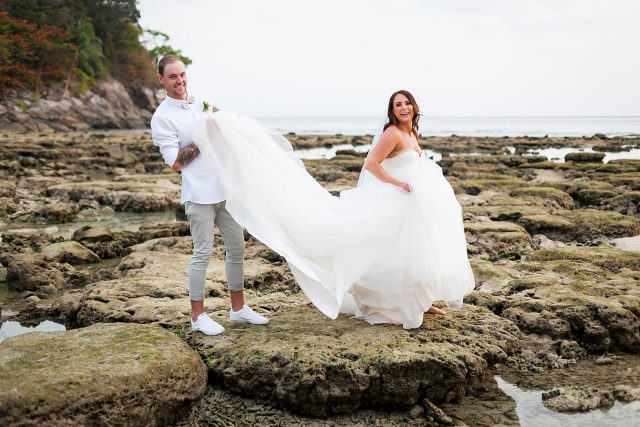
[192,328,225,336]
[229,318,269,325]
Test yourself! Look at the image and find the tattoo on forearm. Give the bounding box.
[176,145,200,166]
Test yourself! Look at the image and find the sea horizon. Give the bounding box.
[254,115,640,138]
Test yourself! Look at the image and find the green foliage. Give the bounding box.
[73,19,104,79]
[0,0,166,93]
[72,67,94,93]
[145,28,192,67]
[0,11,75,91]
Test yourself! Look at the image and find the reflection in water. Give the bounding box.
[526,147,640,163]
[295,143,640,165]
[495,376,640,427]
[295,143,442,162]
[1,210,177,240]
[0,320,66,343]
[295,143,369,159]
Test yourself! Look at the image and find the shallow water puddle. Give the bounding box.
[526,147,640,163]
[495,376,640,427]
[1,210,178,240]
[295,143,442,161]
[612,235,640,252]
[0,320,66,343]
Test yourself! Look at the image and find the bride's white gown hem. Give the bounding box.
[195,111,475,329]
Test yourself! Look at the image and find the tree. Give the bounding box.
[144,29,192,67]
[0,0,188,92]
[0,11,74,92]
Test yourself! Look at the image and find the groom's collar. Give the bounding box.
[164,93,194,108]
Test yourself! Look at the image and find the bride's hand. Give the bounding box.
[398,182,411,193]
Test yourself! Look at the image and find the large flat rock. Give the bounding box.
[54,236,286,327]
[467,246,640,354]
[0,322,207,426]
[189,303,521,417]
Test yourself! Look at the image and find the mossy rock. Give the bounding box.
[518,210,639,243]
[519,161,571,170]
[565,152,605,163]
[573,189,619,206]
[528,247,640,272]
[465,221,534,259]
[603,191,640,215]
[456,175,527,192]
[517,214,574,240]
[510,187,574,209]
[504,276,558,295]
[0,323,207,426]
[469,259,519,293]
[603,173,640,191]
[190,304,520,417]
[537,180,574,192]
[502,307,571,339]
[0,181,16,198]
[464,204,544,221]
[563,209,640,241]
[465,221,529,234]
[540,180,619,207]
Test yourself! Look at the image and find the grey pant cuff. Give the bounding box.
[189,292,205,301]
[227,282,245,292]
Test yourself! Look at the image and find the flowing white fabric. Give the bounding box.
[194,111,475,329]
[356,115,386,188]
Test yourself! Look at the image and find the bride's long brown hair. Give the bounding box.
[384,90,421,137]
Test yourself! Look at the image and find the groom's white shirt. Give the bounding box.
[151,94,226,204]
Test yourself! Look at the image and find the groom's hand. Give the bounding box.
[172,144,201,172]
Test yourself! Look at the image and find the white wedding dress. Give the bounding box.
[194,111,475,329]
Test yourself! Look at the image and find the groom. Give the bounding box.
[150,55,268,335]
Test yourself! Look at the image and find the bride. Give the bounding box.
[194,90,475,329]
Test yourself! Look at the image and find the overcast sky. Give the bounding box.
[138,0,640,117]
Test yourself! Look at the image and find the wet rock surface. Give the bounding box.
[1,131,640,424]
[188,304,520,417]
[541,386,615,412]
[0,322,207,426]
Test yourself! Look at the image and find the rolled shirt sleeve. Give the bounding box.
[151,115,180,167]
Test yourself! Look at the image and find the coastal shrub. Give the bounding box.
[0,0,163,94]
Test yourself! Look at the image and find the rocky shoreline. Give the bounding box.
[0,130,639,425]
[0,81,161,133]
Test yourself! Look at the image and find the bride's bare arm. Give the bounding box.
[363,128,411,192]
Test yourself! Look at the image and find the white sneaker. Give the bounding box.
[229,304,269,325]
[191,312,225,336]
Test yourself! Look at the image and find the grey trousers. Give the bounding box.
[185,201,245,300]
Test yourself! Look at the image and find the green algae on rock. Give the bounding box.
[0,322,207,426]
[517,209,640,243]
[189,304,521,417]
[509,187,574,210]
[564,152,606,163]
[528,246,640,272]
[465,221,534,260]
[468,246,640,354]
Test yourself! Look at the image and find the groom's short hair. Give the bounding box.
[157,55,182,76]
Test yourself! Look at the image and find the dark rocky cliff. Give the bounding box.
[0,81,162,132]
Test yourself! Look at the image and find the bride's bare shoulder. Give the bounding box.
[380,125,401,141]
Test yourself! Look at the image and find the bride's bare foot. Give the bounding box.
[427,306,446,315]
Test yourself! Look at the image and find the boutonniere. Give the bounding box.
[203,101,212,113]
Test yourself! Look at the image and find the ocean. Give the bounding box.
[255,116,640,138]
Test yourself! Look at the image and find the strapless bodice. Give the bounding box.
[380,150,422,176]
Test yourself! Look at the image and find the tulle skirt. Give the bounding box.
[194,111,475,328]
